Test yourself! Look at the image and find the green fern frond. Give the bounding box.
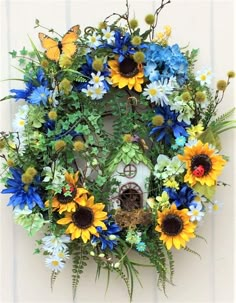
[184,246,201,259]
[50,271,59,291]
[72,244,89,301]
[196,234,208,244]
[113,266,133,302]
[214,108,235,124]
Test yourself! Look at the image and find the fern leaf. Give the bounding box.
[50,271,59,291]
[72,244,88,301]
[184,246,201,259]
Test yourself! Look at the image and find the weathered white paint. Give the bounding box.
[0,1,235,303]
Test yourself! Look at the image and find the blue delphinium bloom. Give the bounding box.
[1,168,44,210]
[143,43,188,85]
[10,68,50,105]
[107,30,135,62]
[164,184,196,209]
[91,216,121,250]
[149,105,189,144]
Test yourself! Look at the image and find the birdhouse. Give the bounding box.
[105,141,153,211]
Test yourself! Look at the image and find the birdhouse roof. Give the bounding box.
[105,142,153,175]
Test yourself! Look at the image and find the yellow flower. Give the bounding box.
[187,124,204,140]
[57,194,107,243]
[45,172,88,214]
[155,204,196,250]
[163,178,179,190]
[178,140,226,186]
[108,57,144,92]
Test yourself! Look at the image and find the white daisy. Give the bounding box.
[56,249,70,261]
[143,77,176,106]
[42,234,70,253]
[45,255,65,272]
[87,32,102,48]
[89,84,107,100]
[82,85,94,98]
[89,72,105,87]
[208,200,223,213]
[188,203,205,222]
[195,68,213,86]
[102,27,115,44]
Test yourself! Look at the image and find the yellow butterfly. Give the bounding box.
[38,25,80,62]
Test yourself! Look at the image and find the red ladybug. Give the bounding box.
[192,165,205,177]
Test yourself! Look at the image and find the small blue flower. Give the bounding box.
[175,136,186,147]
[1,168,44,210]
[91,216,121,250]
[28,86,50,105]
[136,241,146,252]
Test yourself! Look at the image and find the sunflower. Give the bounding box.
[45,171,88,214]
[57,194,108,243]
[108,57,144,92]
[178,140,226,186]
[155,203,196,250]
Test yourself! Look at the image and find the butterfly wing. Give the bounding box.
[61,25,80,58]
[38,33,60,61]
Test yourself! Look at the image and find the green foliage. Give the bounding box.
[71,242,89,300]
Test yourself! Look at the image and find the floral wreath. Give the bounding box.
[0,0,235,301]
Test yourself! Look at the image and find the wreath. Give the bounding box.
[0,0,235,301]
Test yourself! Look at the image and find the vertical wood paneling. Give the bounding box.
[0,1,234,302]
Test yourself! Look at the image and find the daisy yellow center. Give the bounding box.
[213,204,219,211]
[149,88,158,96]
[200,75,206,81]
[105,33,111,38]
[72,206,94,229]
[192,210,199,216]
[91,36,96,42]
[94,76,100,83]
[119,58,139,78]
[94,87,102,94]
[19,120,25,126]
[52,260,59,266]
[161,214,183,236]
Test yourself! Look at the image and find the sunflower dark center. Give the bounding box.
[119,58,139,78]
[191,154,212,176]
[161,214,183,236]
[56,185,77,204]
[72,206,94,229]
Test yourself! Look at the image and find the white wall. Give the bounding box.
[0,1,235,303]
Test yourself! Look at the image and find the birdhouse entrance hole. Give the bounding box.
[119,182,143,211]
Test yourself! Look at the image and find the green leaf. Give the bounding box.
[199,128,221,151]
[193,183,216,200]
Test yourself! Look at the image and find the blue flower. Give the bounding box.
[143,43,188,85]
[164,184,196,209]
[149,105,189,144]
[136,241,146,252]
[1,168,44,210]
[91,216,121,250]
[107,31,135,62]
[10,68,50,105]
[28,86,50,105]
